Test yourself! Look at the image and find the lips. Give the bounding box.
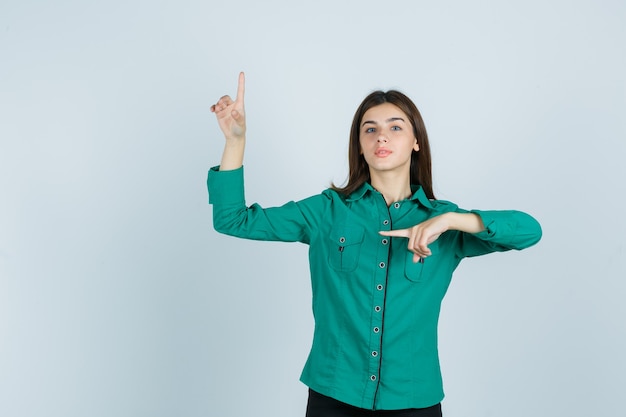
[375,148,392,157]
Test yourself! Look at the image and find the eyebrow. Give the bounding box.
[361,117,406,127]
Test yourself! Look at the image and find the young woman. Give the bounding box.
[208,73,542,417]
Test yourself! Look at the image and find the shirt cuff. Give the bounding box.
[470,209,508,239]
[207,165,245,205]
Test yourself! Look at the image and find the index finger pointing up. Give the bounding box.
[236,71,245,103]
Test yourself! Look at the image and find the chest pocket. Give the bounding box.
[404,241,439,283]
[328,226,365,272]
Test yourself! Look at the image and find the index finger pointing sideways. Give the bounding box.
[378,229,411,238]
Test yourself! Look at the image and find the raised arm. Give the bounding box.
[210,72,246,170]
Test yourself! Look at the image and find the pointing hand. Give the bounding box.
[211,72,246,141]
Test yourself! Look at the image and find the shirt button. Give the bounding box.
[394,202,401,209]
[373,327,380,333]
[339,237,346,243]
[372,351,378,357]
[381,238,388,245]
[379,262,385,269]
[370,375,377,381]
[376,284,383,291]
[375,306,381,312]
[382,220,389,226]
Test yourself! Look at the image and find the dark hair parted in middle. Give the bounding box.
[332,90,435,199]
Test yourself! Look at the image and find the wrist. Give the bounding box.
[442,212,457,231]
[445,212,485,234]
[225,135,246,144]
[220,136,246,171]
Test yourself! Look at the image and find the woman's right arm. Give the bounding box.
[210,72,246,171]
[208,73,329,243]
[208,166,330,244]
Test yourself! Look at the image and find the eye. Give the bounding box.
[365,127,376,133]
[391,125,401,131]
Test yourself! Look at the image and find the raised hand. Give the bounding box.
[211,72,246,141]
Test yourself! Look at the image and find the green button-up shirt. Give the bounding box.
[208,166,542,410]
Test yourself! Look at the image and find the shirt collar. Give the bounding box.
[346,182,435,209]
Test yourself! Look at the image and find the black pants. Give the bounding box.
[305,389,443,417]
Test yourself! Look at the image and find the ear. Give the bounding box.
[413,139,420,152]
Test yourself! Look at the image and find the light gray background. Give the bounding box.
[1,1,625,416]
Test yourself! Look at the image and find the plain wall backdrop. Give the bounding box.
[1,1,625,416]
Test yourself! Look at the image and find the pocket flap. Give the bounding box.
[329,227,365,247]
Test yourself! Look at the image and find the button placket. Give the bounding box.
[367,202,392,392]
[369,251,385,383]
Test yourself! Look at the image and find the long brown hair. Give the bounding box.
[332,90,435,199]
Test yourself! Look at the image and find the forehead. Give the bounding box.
[361,102,409,123]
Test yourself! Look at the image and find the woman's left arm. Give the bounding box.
[462,209,543,254]
[380,210,542,263]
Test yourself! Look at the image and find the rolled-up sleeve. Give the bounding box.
[208,166,245,206]
[452,209,542,258]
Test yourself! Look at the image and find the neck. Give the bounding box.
[370,171,412,206]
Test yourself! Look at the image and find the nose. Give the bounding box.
[377,135,388,143]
